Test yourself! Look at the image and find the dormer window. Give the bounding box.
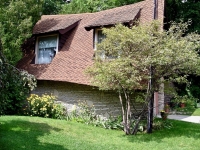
[94,29,116,60]
[35,35,59,64]
[94,29,106,50]
[94,29,107,59]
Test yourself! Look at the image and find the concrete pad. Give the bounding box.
[157,115,200,123]
[168,115,200,123]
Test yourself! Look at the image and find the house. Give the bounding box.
[17,0,165,117]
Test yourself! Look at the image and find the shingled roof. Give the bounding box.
[17,0,164,86]
[85,7,141,30]
[18,13,94,85]
[33,17,81,34]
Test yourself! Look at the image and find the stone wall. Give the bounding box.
[32,80,143,118]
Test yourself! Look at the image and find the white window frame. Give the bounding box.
[94,28,107,59]
[94,28,106,50]
[94,28,117,60]
[35,34,59,64]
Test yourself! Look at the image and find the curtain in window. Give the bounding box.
[38,36,57,64]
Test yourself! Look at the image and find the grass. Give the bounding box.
[0,116,200,150]
[192,108,200,116]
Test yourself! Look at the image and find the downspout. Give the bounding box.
[147,0,157,134]
[154,0,157,19]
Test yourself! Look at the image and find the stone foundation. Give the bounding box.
[32,80,143,118]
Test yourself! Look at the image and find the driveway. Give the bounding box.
[167,115,200,123]
[157,114,200,123]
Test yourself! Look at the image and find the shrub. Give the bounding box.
[0,40,36,115]
[67,101,96,123]
[27,94,66,119]
[153,118,173,130]
[171,95,197,114]
[0,67,36,115]
[99,116,123,130]
[173,95,197,106]
[66,101,124,130]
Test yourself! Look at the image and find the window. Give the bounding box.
[94,29,106,50]
[94,29,116,59]
[97,30,106,44]
[94,29,106,59]
[35,35,58,64]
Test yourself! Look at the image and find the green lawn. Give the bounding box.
[192,108,200,116]
[0,116,200,150]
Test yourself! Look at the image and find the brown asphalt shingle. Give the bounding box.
[85,7,141,30]
[33,16,81,34]
[17,0,164,86]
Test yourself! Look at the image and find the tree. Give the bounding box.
[0,0,45,65]
[0,38,36,115]
[0,0,142,65]
[60,0,142,14]
[165,0,200,101]
[0,0,64,65]
[42,0,65,15]
[86,21,200,135]
[165,0,200,33]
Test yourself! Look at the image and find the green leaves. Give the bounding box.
[0,39,36,115]
[166,0,200,33]
[60,0,142,14]
[0,0,64,65]
[87,21,200,92]
[0,0,36,64]
[27,94,66,119]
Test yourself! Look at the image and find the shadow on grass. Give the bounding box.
[124,119,200,143]
[0,118,68,150]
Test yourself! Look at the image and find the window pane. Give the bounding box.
[38,36,57,48]
[38,48,55,64]
[97,30,106,43]
[37,36,57,64]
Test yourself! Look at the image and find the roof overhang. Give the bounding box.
[33,17,81,35]
[85,8,141,31]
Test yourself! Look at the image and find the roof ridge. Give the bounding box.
[41,13,93,18]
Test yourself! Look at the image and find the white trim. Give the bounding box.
[35,34,59,64]
[94,28,100,50]
[94,28,117,60]
[94,28,107,59]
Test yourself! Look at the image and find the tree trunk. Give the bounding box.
[147,92,154,133]
[131,115,141,135]
[126,92,131,134]
[119,91,127,134]
[124,89,132,134]
[119,89,132,135]
[131,106,147,135]
[147,65,154,133]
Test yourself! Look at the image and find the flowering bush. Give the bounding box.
[27,94,67,119]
